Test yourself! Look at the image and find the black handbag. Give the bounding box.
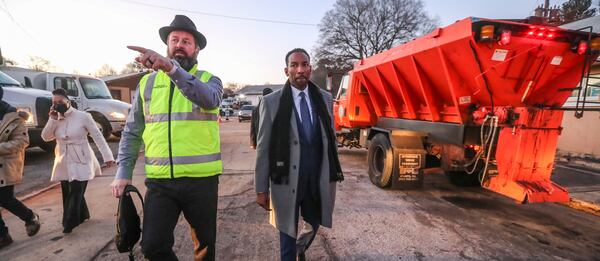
[115,185,144,260]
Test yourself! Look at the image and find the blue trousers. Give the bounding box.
[279,193,320,261]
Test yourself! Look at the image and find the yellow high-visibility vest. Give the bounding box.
[139,64,221,178]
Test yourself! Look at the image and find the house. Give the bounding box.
[236,84,284,106]
[102,72,147,103]
[556,16,600,166]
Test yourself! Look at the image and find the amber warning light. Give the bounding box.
[480,25,495,41]
[591,38,600,51]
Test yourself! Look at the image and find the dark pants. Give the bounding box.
[279,193,321,261]
[141,176,219,261]
[60,180,90,230]
[0,185,34,237]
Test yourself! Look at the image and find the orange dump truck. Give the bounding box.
[333,17,600,203]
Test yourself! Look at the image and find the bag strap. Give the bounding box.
[123,185,144,208]
[115,184,144,234]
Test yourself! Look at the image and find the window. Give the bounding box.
[80,77,112,99]
[0,71,22,87]
[54,77,79,97]
[570,76,600,98]
[336,75,350,99]
[110,89,122,100]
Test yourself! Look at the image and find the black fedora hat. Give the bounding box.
[159,15,207,50]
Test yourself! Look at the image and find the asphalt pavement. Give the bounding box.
[0,121,599,260]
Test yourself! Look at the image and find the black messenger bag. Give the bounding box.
[115,185,144,260]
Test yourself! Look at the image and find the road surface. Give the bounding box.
[1,121,599,260]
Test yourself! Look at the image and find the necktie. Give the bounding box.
[299,92,313,139]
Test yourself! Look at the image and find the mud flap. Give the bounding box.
[389,130,427,189]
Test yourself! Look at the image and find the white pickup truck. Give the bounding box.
[3,67,131,139]
[0,69,56,152]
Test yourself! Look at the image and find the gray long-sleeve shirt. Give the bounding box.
[115,62,223,180]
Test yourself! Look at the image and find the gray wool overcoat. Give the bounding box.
[254,87,337,238]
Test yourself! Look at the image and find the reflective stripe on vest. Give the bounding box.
[145,153,222,166]
[145,111,219,123]
[139,64,221,178]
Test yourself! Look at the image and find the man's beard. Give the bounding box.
[168,48,198,71]
[174,56,197,71]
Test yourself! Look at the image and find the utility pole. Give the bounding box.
[534,0,562,25]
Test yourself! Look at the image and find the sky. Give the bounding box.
[0,0,569,85]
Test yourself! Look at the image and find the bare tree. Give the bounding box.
[314,0,438,69]
[560,0,597,25]
[28,56,52,71]
[311,56,353,93]
[223,88,235,97]
[120,61,146,74]
[1,56,18,66]
[223,82,243,98]
[95,64,117,77]
[225,82,242,92]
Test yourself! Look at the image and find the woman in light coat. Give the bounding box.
[41,88,115,233]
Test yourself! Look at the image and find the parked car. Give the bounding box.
[238,105,254,122]
[0,69,56,152]
[220,104,234,117]
[3,67,131,139]
[222,97,235,107]
[231,100,250,110]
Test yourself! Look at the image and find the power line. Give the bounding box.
[0,0,39,44]
[121,0,318,27]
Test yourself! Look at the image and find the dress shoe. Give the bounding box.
[0,233,13,249]
[25,212,41,237]
[63,226,73,234]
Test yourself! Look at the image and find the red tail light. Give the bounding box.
[524,27,558,40]
[500,30,511,45]
[578,41,588,55]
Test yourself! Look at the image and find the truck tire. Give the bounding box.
[92,113,112,140]
[445,171,480,187]
[367,133,393,188]
[39,141,56,153]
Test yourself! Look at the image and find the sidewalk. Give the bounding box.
[0,157,147,261]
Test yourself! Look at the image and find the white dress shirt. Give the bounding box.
[291,85,313,123]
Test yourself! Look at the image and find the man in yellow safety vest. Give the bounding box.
[111,14,223,261]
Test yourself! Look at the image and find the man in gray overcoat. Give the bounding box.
[254,48,344,261]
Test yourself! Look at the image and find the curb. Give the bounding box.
[560,198,600,217]
[16,182,60,202]
[16,165,111,202]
